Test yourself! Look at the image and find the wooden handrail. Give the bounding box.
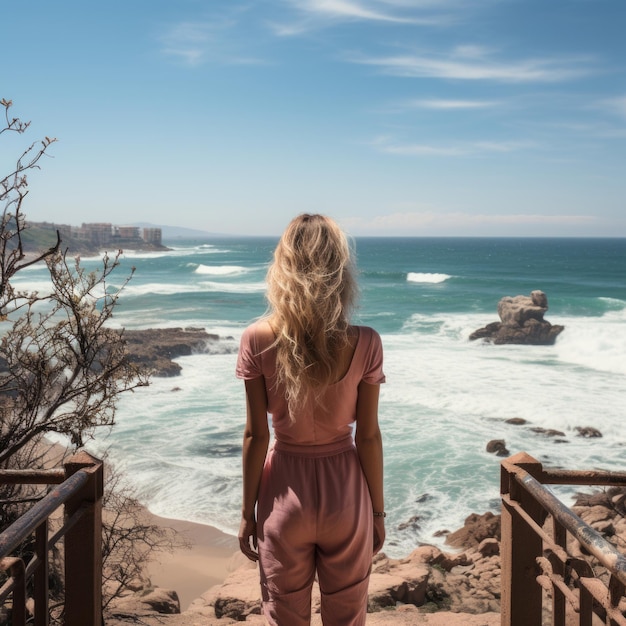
[501,452,626,626]
[0,451,103,626]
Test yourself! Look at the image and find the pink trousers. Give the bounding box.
[257,435,373,626]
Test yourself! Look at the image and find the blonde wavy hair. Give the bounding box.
[266,214,358,418]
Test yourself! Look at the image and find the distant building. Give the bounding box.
[142,228,162,246]
[76,223,113,246]
[114,225,141,240]
[30,220,164,251]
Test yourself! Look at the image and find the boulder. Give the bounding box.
[575,426,603,438]
[477,538,500,558]
[505,417,527,425]
[196,561,262,620]
[497,290,547,326]
[486,439,509,457]
[530,427,566,438]
[469,290,564,345]
[445,512,501,549]
[108,587,181,615]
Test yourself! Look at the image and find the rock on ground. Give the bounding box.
[105,610,500,625]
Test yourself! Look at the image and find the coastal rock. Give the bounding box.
[122,327,237,377]
[367,544,499,614]
[477,538,500,558]
[530,427,566,438]
[575,426,603,438]
[486,440,509,457]
[367,566,430,609]
[397,514,421,531]
[469,290,564,345]
[184,540,501,621]
[445,512,501,550]
[197,561,262,619]
[498,290,547,326]
[108,587,181,615]
[505,417,527,426]
[568,487,626,588]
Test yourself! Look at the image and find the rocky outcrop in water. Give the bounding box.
[469,290,564,345]
[123,327,237,377]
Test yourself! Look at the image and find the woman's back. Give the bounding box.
[236,320,385,445]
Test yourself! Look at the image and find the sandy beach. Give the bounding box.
[143,511,241,610]
[41,439,242,611]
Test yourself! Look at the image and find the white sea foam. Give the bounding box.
[199,280,267,293]
[166,244,230,255]
[598,297,626,310]
[89,352,244,535]
[117,282,201,297]
[91,308,626,558]
[194,264,249,276]
[407,272,451,284]
[554,311,626,376]
[6,278,54,293]
[29,239,624,559]
[116,280,266,298]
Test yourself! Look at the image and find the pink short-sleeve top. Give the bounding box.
[236,322,385,446]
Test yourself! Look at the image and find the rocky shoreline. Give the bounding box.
[105,510,504,625]
[122,327,238,377]
[104,487,626,624]
[111,325,624,624]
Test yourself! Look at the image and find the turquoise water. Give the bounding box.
[17,237,626,557]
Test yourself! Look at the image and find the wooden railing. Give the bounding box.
[0,450,103,626]
[501,451,626,626]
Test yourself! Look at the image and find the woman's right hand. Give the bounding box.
[373,515,386,555]
[238,515,259,562]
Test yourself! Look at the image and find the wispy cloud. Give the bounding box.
[271,0,453,35]
[598,95,626,119]
[405,98,500,109]
[160,17,267,66]
[160,22,214,66]
[355,45,594,83]
[372,136,535,157]
[297,0,421,23]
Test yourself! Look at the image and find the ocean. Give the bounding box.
[17,237,626,558]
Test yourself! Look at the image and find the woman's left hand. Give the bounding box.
[238,515,259,562]
[373,515,386,555]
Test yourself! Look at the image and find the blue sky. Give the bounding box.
[3,0,626,236]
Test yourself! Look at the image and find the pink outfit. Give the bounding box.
[236,323,385,626]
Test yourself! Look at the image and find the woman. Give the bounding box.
[236,213,385,626]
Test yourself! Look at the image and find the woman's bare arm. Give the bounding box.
[239,376,270,561]
[354,380,385,553]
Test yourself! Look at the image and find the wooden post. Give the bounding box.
[552,519,567,626]
[501,452,545,626]
[34,519,49,626]
[1,557,26,626]
[63,451,104,626]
